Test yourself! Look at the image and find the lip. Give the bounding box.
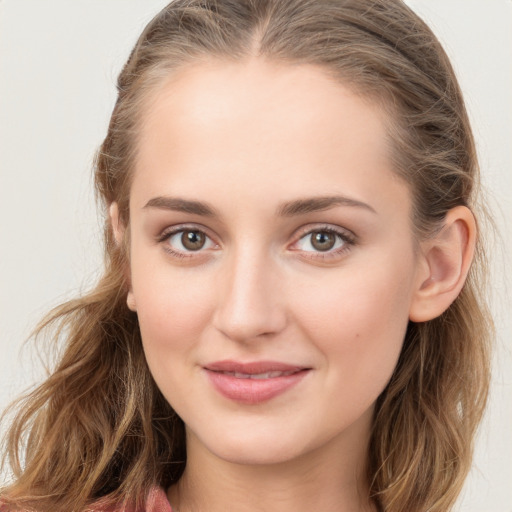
[203,360,311,404]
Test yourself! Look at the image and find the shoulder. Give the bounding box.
[0,487,173,512]
[145,487,174,512]
[89,487,173,512]
[0,500,15,512]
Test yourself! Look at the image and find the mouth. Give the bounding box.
[203,360,311,404]
[212,369,301,379]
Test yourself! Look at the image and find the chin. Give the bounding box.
[190,425,313,466]
[212,443,303,467]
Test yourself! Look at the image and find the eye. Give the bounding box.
[161,228,216,255]
[294,227,354,254]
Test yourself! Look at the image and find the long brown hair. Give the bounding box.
[1,1,493,511]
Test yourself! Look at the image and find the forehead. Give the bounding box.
[138,57,390,154]
[132,58,409,218]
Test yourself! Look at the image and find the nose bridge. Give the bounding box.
[213,238,286,342]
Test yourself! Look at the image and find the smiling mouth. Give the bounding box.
[213,369,301,379]
[204,360,310,404]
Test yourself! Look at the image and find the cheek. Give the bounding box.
[292,256,415,385]
[130,260,217,363]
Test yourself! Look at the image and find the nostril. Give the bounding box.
[213,308,287,343]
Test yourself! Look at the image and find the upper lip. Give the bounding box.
[204,360,309,375]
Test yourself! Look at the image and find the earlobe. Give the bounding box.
[409,206,476,322]
[126,291,137,312]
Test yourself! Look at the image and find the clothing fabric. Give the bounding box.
[96,487,174,512]
[0,487,173,512]
[136,487,173,512]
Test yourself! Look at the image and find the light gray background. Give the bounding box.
[0,1,511,510]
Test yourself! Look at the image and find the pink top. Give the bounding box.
[0,487,173,512]
[134,487,173,512]
[95,487,174,512]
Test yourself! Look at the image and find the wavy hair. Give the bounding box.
[1,1,492,511]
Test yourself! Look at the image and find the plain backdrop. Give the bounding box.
[0,1,511,510]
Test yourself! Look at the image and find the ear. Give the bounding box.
[409,206,476,322]
[109,202,124,245]
[109,202,137,312]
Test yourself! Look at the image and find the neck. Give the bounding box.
[168,414,376,512]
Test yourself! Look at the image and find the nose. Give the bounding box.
[212,246,287,343]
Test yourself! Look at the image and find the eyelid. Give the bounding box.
[156,222,356,261]
[292,223,356,244]
[157,223,219,257]
[289,223,357,259]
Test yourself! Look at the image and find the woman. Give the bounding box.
[0,1,494,511]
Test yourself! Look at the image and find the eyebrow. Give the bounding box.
[277,195,377,216]
[143,194,376,217]
[143,196,216,216]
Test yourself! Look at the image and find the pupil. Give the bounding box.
[182,231,205,250]
[311,231,335,251]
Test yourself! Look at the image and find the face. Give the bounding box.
[125,58,424,467]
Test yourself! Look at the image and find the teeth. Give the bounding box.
[222,370,295,379]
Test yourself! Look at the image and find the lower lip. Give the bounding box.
[205,369,310,405]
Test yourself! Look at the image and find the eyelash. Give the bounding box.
[291,225,356,261]
[157,224,216,259]
[157,224,356,261]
